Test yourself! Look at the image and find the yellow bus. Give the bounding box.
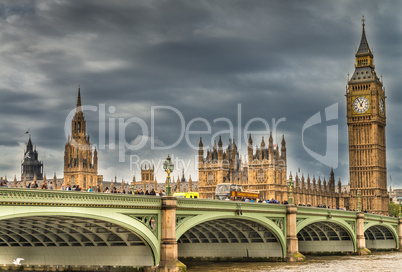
[173,192,199,199]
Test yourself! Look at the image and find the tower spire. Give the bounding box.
[356,15,372,56]
[77,85,82,112]
[26,135,33,153]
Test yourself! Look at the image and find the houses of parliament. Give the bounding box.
[12,19,389,214]
[198,19,389,214]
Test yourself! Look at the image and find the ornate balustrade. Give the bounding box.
[0,188,162,209]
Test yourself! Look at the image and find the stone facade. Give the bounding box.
[346,20,389,214]
[63,87,99,189]
[198,135,348,207]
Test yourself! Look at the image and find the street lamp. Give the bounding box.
[287,175,294,205]
[163,154,174,196]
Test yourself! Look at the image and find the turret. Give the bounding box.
[330,168,335,191]
[232,138,237,161]
[176,176,180,192]
[189,175,193,191]
[312,176,316,192]
[218,136,223,162]
[26,136,33,153]
[212,140,217,161]
[318,177,322,192]
[248,134,253,163]
[281,135,286,162]
[94,148,98,167]
[337,179,342,194]
[268,132,274,159]
[260,137,265,160]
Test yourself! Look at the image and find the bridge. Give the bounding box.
[0,188,401,271]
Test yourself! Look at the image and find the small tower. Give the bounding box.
[268,132,274,159]
[198,137,204,165]
[281,135,286,162]
[176,176,180,192]
[218,136,223,162]
[247,134,253,163]
[53,172,57,189]
[189,175,193,192]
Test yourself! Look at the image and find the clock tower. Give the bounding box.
[346,17,388,214]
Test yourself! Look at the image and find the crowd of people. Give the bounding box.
[0,181,393,214]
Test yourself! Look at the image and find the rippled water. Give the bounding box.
[186,251,402,272]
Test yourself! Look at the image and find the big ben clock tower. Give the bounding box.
[346,17,388,214]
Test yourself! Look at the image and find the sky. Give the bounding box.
[0,0,401,187]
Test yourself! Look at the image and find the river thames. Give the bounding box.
[187,251,401,272]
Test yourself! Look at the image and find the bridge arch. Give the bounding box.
[297,218,356,253]
[0,210,160,266]
[176,214,286,259]
[364,222,398,250]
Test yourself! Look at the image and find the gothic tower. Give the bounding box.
[63,87,98,189]
[21,136,43,180]
[346,17,388,214]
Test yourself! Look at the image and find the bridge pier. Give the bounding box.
[156,197,186,272]
[399,218,402,251]
[356,212,371,255]
[286,205,305,261]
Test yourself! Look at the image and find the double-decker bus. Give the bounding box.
[215,183,259,200]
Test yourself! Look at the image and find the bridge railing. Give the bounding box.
[364,212,399,224]
[0,188,162,208]
[177,198,287,213]
[296,206,357,218]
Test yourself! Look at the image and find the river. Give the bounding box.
[186,251,401,272]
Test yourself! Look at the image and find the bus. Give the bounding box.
[173,192,199,199]
[215,183,259,200]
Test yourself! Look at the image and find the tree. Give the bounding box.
[389,201,400,217]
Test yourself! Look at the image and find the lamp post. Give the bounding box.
[288,175,294,205]
[163,154,174,196]
[357,190,361,212]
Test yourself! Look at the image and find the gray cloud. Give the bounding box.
[0,0,401,187]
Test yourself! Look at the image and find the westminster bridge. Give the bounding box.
[0,189,401,271]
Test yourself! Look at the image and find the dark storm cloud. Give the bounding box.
[0,0,401,186]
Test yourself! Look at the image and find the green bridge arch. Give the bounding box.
[364,221,399,249]
[176,213,287,258]
[296,217,357,252]
[0,208,160,266]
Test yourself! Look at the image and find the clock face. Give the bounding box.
[353,96,369,114]
[379,97,384,114]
